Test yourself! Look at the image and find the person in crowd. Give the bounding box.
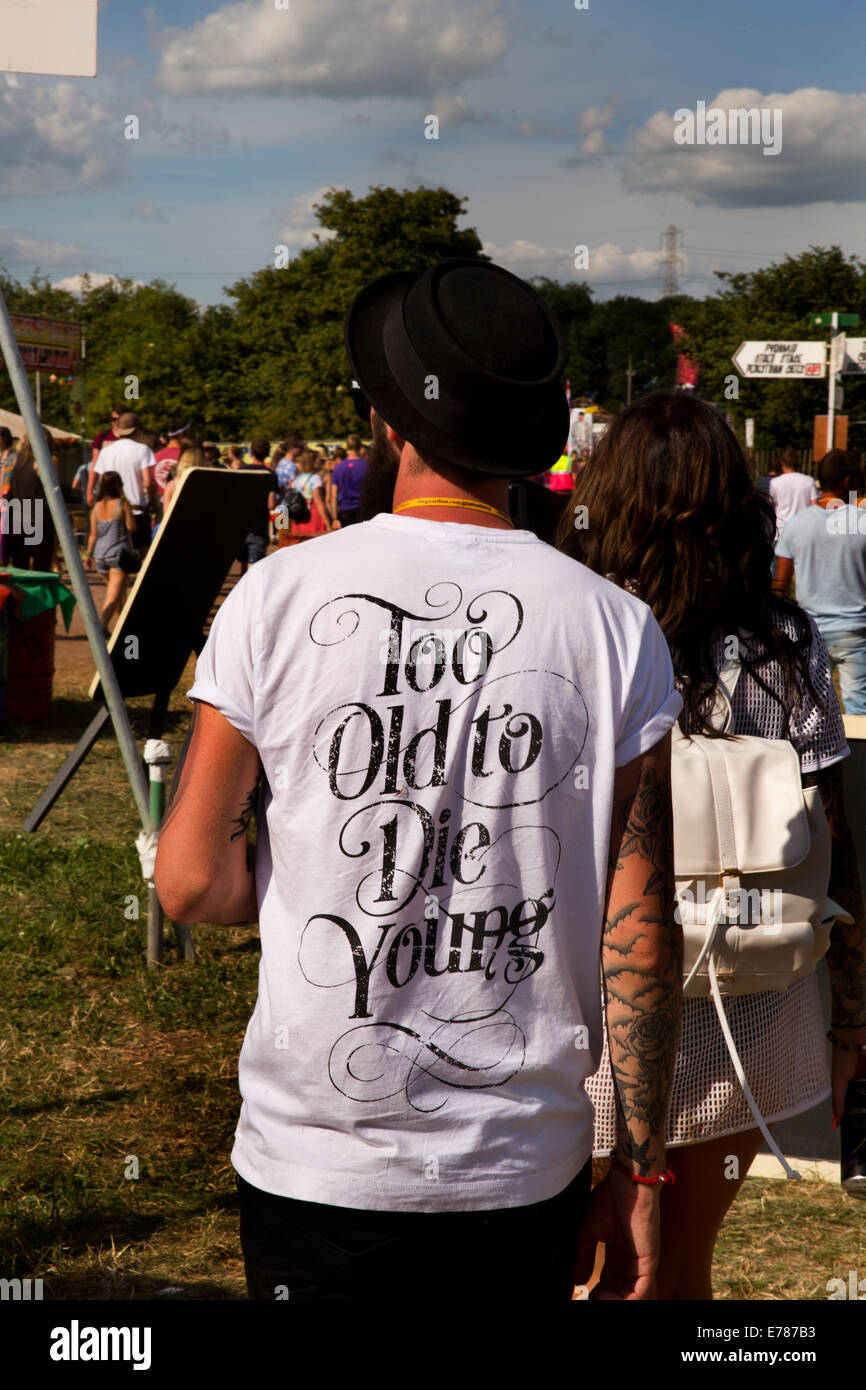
[202,441,225,468]
[768,445,818,540]
[163,440,207,514]
[227,445,245,470]
[83,471,136,635]
[155,257,683,1302]
[86,405,123,507]
[236,437,273,573]
[558,391,866,1300]
[71,458,89,498]
[754,453,781,495]
[0,426,17,492]
[331,433,369,527]
[287,447,333,538]
[548,448,573,492]
[774,450,866,715]
[326,447,346,519]
[152,419,191,511]
[92,412,156,552]
[273,434,303,500]
[5,427,58,571]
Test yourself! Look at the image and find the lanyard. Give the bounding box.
[394,496,514,527]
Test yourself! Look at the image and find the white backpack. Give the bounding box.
[671,658,851,1176]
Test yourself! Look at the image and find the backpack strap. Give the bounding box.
[707,954,802,1181]
[708,655,743,732]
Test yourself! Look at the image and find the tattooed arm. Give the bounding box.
[803,763,866,1117]
[604,732,682,1176]
[154,701,263,925]
[573,733,682,1301]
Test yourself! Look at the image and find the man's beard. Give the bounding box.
[357,413,400,520]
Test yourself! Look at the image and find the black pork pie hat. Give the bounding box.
[344,257,569,479]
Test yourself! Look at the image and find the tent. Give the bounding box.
[0,406,81,445]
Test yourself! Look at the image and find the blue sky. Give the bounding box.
[1,0,865,305]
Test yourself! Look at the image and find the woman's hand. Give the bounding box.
[84,554,94,571]
[831,1026,866,1124]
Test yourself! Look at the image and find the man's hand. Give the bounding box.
[574,1164,661,1300]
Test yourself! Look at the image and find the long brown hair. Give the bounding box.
[555,391,816,735]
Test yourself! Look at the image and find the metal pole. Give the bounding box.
[0,289,153,833]
[827,311,838,455]
[143,740,196,966]
[35,370,41,417]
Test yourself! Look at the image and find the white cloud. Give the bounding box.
[580,129,610,155]
[428,94,495,126]
[579,242,665,284]
[483,237,664,286]
[0,228,84,269]
[276,187,338,249]
[52,273,143,295]
[130,200,168,222]
[0,75,122,197]
[622,86,866,207]
[156,0,509,98]
[575,101,617,136]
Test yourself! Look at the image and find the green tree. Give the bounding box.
[225,185,486,436]
[675,246,866,451]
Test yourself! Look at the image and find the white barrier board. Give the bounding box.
[0,0,97,76]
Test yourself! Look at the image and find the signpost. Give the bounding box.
[839,338,866,377]
[733,316,862,456]
[731,341,827,378]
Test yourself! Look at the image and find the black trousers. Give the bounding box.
[237,1160,591,1301]
[337,508,360,527]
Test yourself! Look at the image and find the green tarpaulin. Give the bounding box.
[0,568,76,631]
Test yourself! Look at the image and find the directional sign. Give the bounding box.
[732,341,827,379]
[830,333,848,376]
[811,312,860,328]
[841,338,866,377]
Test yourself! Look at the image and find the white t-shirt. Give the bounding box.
[769,471,818,538]
[188,514,681,1212]
[93,437,155,512]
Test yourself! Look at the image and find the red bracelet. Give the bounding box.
[611,1154,677,1186]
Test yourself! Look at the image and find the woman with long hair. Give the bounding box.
[163,440,206,513]
[288,447,333,538]
[5,426,57,571]
[557,390,866,1299]
[84,470,136,635]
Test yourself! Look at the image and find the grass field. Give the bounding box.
[1,651,864,1301]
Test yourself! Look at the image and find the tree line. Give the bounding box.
[2,185,864,453]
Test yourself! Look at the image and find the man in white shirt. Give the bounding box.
[768,448,818,540]
[155,258,682,1302]
[92,412,156,550]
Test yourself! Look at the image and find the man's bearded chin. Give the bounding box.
[358,412,400,520]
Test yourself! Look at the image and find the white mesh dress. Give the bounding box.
[588,608,849,1154]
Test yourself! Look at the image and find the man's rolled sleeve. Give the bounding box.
[187,568,260,744]
[615,610,682,768]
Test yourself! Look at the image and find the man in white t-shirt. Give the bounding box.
[768,448,818,540]
[155,258,683,1301]
[92,411,156,550]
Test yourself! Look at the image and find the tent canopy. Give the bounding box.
[0,406,81,444]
